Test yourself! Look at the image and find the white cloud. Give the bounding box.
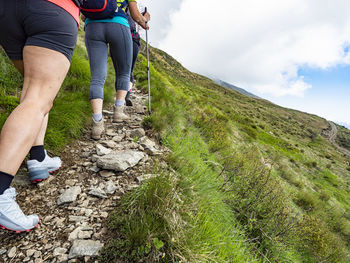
[137,0,183,46]
[155,0,350,97]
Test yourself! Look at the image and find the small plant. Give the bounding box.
[142,116,153,130]
[319,190,331,201]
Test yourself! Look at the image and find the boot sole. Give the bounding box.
[112,119,129,123]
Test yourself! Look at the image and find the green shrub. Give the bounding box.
[294,190,318,211]
[319,190,331,201]
[297,215,347,262]
[225,150,300,260]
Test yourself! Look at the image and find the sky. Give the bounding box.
[137,0,350,127]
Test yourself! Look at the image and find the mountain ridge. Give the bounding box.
[213,78,261,99]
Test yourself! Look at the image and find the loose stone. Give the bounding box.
[68,240,103,259]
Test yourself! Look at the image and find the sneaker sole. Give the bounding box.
[31,179,45,184]
[0,218,40,233]
[32,167,60,183]
[49,166,61,174]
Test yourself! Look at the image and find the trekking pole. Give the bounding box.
[144,7,151,115]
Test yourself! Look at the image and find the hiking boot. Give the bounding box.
[125,91,133,106]
[27,150,61,183]
[113,105,130,123]
[91,117,105,140]
[0,187,40,233]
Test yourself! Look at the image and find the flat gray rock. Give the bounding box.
[96,150,144,171]
[88,187,107,198]
[105,180,117,194]
[57,186,81,205]
[112,134,125,142]
[101,140,117,149]
[96,144,111,156]
[130,128,145,138]
[68,240,103,259]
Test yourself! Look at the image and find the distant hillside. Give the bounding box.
[337,122,350,130]
[214,79,261,99]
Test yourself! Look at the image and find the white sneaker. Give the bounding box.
[27,150,62,183]
[0,187,40,233]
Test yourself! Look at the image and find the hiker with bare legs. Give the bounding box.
[0,0,79,232]
[82,0,150,140]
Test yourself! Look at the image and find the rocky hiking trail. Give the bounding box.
[0,88,168,263]
[323,121,350,158]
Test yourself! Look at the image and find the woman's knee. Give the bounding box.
[21,97,54,115]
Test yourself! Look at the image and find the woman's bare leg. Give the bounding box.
[0,46,70,175]
[12,60,49,147]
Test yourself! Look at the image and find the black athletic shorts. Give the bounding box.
[0,0,78,62]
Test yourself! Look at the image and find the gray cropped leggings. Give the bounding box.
[85,22,132,100]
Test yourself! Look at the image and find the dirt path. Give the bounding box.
[325,121,350,158]
[0,88,167,262]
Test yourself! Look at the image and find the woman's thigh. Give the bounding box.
[107,23,132,91]
[85,23,109,99]
[107,23,132,74]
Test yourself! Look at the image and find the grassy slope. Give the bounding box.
[102,44,350,262]
[1,34,350,262]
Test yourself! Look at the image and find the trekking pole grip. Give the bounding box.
[142,7,147,16]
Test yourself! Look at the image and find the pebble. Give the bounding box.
[26,249,36,257]
[99,170,114,178]
[8,246,16,258]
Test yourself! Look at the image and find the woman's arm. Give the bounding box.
[128,1,150,30]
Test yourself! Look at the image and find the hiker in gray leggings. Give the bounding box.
[85,22,132,104]
[84,0,150,140]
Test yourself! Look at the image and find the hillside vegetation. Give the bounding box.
[1,36,350,262]
[102,45,350,262]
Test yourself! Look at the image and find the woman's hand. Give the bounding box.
[143,12,150,22]
[129,2,150,30]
